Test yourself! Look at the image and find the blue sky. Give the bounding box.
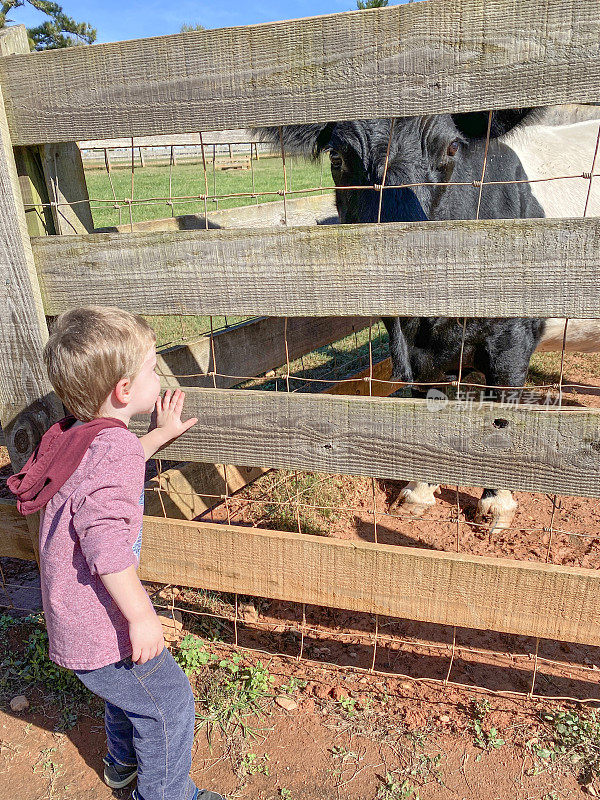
[9,1,410,44]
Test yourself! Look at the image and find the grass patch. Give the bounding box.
[0,613,93,729]
[233,469,368,536]
[149,314,253,349]
[174,635,274,743]
[251,471,351,536]
[85,155,327,229]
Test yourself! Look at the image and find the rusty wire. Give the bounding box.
[3,120,600,707]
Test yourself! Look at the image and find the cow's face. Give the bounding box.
[325,116,469,223]
[257,110,532,224]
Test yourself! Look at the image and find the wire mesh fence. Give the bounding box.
[2,110,600,704]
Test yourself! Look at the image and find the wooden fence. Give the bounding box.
[1,0,600,651]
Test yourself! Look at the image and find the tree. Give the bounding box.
[0,1,96,50]
[356,0,416,7]
[180,23,205,32]
[356,0,388,8]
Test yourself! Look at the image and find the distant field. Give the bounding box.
[85,153,330,349]
[85,154,327,229]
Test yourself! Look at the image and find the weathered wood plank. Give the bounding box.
[33,217,600,318]
[137,516,600,647]
[41,143,94,234]
[0,500,35,560]
[0,27,64,564]
[129,388,600,499]
[13,146,56,237]
[148,349,387,518]
[327,357,397,396]
[158,316,370,389]
[149,317,376,519]
[1,497,598,646]
[1,0,599,145]
[144,463,268,519]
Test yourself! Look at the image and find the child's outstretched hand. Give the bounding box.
[151,389,198,440]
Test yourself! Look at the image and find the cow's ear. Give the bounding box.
[451,109,535,139]
[253,123,335,157]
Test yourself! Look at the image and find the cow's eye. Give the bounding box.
[447,140,461,157]
[329,151,343,170]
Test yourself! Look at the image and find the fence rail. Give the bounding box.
[129,388,600,499]
[1,0,599,145]
[2,508,599,648]
[3,5,600,667]
[32,217,600,318]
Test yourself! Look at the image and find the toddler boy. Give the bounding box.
[9,306,224,800]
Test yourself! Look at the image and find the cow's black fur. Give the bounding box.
[258,112,547,387]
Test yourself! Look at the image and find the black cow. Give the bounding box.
[257,109,600,529]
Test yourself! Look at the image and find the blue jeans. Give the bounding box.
[75,648,198,800]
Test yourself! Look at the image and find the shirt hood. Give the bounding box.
[7,416,128,515]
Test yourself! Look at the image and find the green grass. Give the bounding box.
[85,154,327,229]
[175,636,274,742]
[0,613,94,730]
[149,314,252,349]
[87,155,330,351]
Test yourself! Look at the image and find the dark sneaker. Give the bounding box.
[102,754,137,789]
[132,791,225,800]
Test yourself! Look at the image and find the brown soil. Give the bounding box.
[0,640,597,800]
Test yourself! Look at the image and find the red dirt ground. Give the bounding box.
[0,640,597,800]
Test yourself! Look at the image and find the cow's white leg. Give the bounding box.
[475,489,517,532]
[390,481,440,516]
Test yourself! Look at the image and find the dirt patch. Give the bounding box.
[0,634,597,800]
[200,351,600,703]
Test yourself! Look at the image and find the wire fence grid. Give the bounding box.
[1,113,600,706]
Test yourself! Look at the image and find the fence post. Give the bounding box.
[41,142,95,234]
[0,25,64,561]
[13,146,56,237]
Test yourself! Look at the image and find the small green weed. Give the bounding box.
[280,676,307,695]
[175,634,213,675]
[0,613,18,633]
[0,614,90,709]
[376,773,420,799]
[527,707,600,784]
[338,695,358,716]
[469,698,504,757]
[241,752,270,776]
[55,707,79,732]
[406,727,432,747]
[176,637,275,742]
[33,746,63,798]
[279,789,293,800]
[406,752,444,786]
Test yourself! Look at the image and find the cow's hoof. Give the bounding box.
[390,482,440,516]
[475,490,517,532]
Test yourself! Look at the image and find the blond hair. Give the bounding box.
[44,306,156,421]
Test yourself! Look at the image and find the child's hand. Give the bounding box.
[129,611,165,665]
[150,388,198,441]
